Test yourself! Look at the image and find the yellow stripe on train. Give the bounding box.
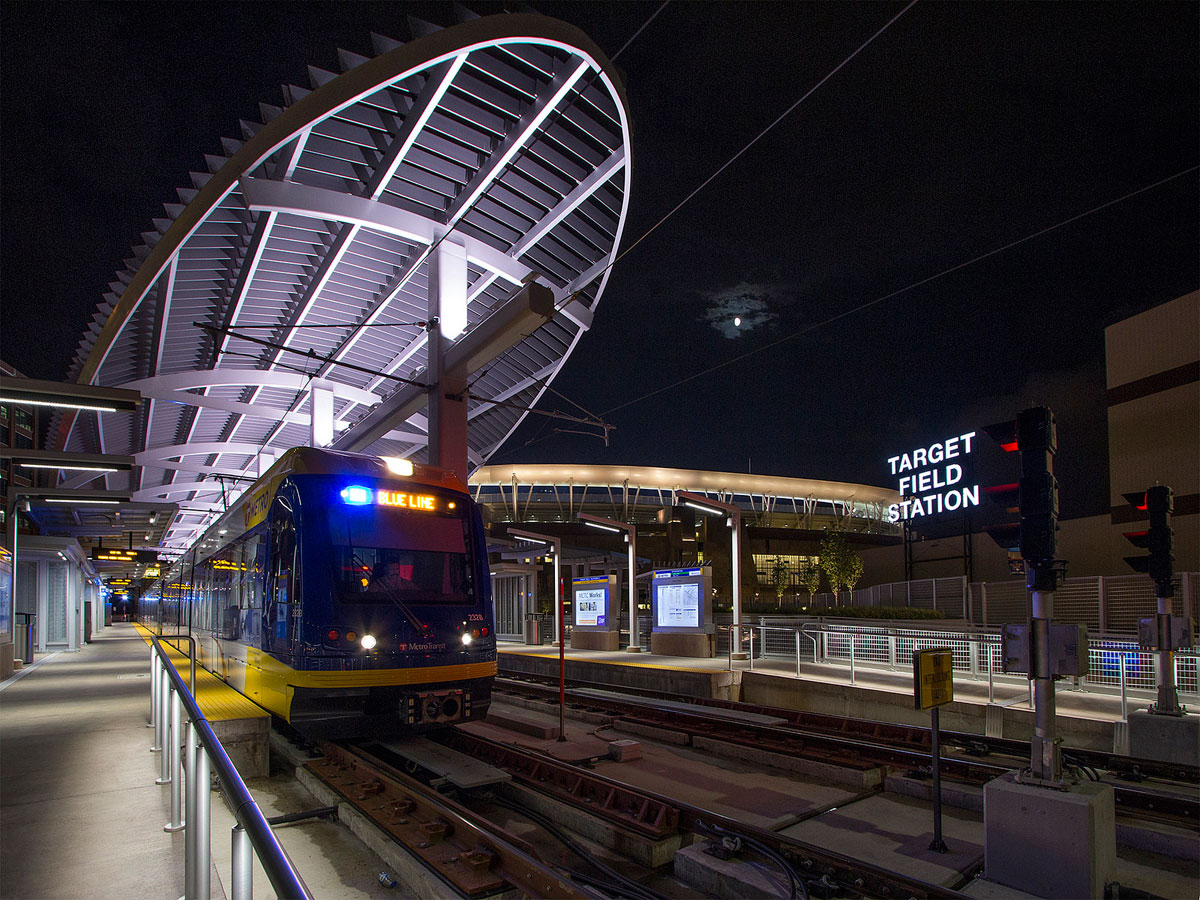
[241,647,497,718]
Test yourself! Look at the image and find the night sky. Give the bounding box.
[2,2,1196,521]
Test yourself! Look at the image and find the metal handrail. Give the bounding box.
[150,636,311,900]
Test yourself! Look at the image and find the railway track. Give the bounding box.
[307,741,599,899]
[306,735,974,900]
[493,675,1200,832]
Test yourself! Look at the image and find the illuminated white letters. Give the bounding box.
[886,432,979,523]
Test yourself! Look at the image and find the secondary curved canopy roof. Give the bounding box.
[52,12,632,551]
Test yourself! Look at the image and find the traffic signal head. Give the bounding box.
[982,407,1058,568]
[1122,486,1174,596]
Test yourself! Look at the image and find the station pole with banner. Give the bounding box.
[914,647,954,853]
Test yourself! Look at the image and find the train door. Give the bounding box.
[266,498,298,657]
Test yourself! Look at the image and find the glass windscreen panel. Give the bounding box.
[330,504,475,606]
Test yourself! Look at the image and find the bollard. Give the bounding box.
[193,741,211,900]
[185,724,198,900]
[232,825,253,900]
[166,689,184,831]
[157,670,172,784]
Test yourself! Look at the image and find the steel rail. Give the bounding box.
[495,676,1200,830]
[309,742,601,899]
[150,636,311,899]
[438,729,970,900]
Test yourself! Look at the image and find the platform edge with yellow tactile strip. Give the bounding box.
[135,625,270,722]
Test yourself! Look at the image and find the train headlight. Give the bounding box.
[361,634,377,650]
[461,633,473,646]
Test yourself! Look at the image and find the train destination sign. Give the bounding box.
[886,431,980,522]
[91,548,158,563]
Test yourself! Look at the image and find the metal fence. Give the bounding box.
[743,618,1199,704]
[798,572,1197,635]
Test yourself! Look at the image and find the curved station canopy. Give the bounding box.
[51,12,632,552]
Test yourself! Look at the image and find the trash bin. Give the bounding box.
[524,615,542,645]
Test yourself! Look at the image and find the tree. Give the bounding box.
[798,558,821,608]
[770,556,790,609]
[819,531,864,606]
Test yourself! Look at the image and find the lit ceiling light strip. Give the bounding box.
[44,498,122,505]
[0,396,119,412]
[20,463,121,472]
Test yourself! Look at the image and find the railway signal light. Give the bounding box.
[1122,486,1174,597]
[982,407,1060,590]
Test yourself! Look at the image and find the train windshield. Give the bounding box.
[329,505,476,607]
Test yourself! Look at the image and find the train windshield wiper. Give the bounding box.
[379,587,428,634]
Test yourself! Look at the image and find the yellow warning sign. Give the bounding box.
[914,648,954,710]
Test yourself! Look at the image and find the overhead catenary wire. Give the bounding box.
[602,164,1200,417]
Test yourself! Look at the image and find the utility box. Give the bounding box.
[1137,615,1194,651]
[1002,622,1089,675]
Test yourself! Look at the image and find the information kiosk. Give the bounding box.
[570,574,620,650]
[650,566,714,657]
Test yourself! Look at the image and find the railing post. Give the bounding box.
[749,627,755,671]
[166,689,184,831]
[149,647,159,731]
[232,825,253,900]
[888,631,896,670]
[850,634,857,685]
[193,742,211,900]
[969,638,979,679]
[1119,652,1128,720]
[157,670,172,784]
[185,723,197,900]
[988,642,995,704]
[795,630,802,678]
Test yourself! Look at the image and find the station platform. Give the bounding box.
[0,624,199,899]
[497,640,1154,754]
[0,623,395,900]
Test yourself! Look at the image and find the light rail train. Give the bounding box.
[143,448,496,737]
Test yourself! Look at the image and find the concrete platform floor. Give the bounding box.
[0,624,397,900]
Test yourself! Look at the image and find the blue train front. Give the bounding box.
[151,449,496,738]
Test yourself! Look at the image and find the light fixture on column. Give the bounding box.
[579,512,641,653]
